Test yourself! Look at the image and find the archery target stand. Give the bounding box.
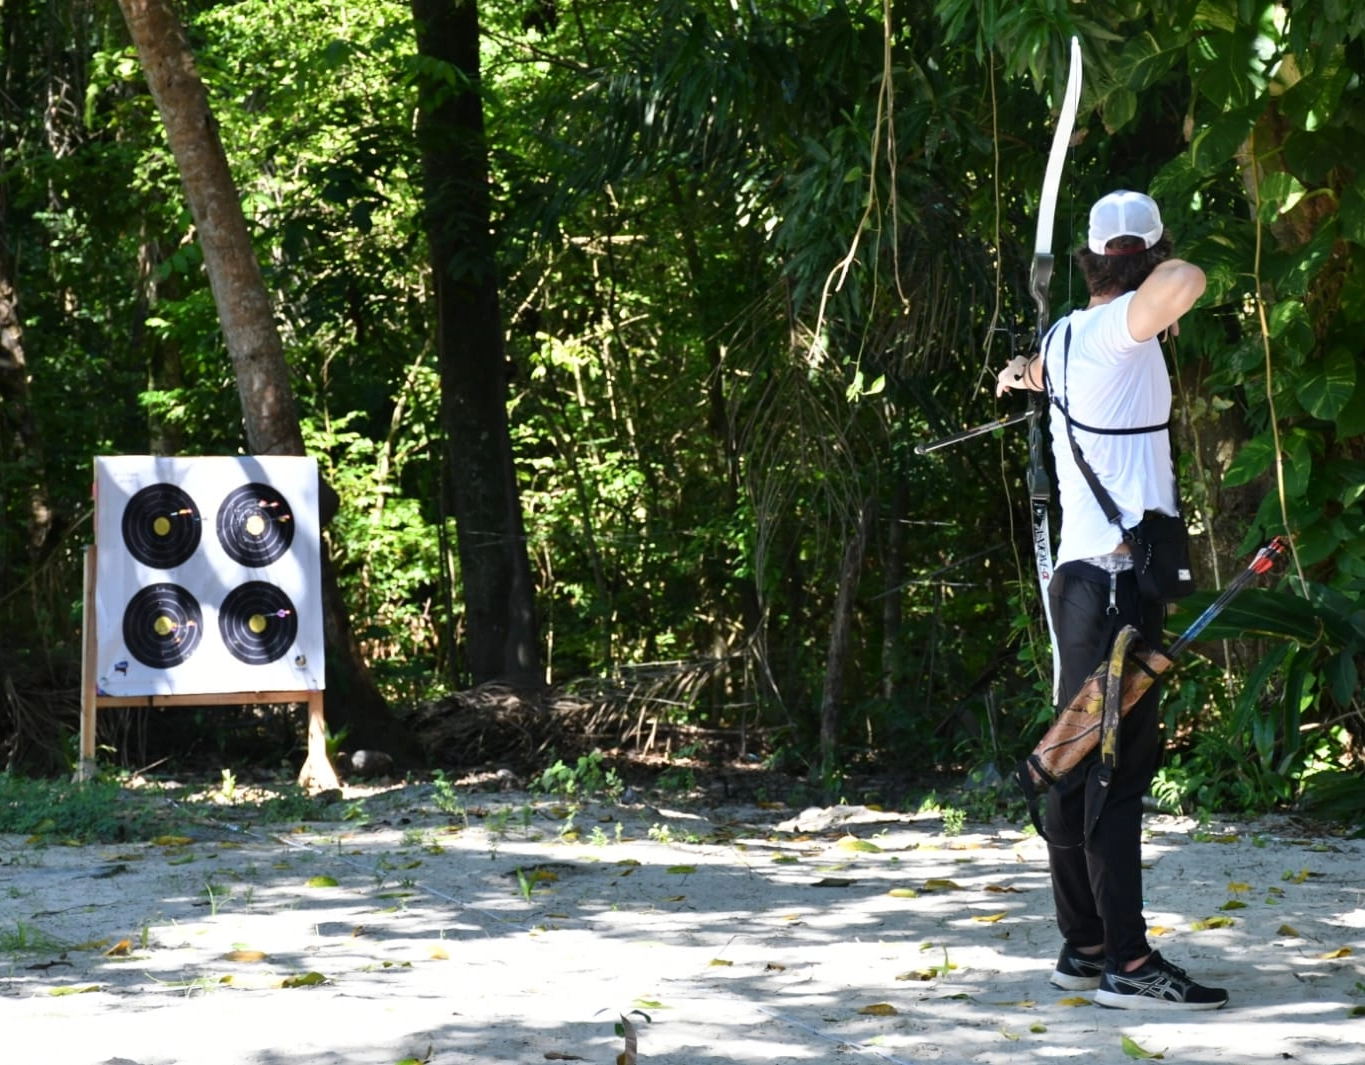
[78,456,339,791]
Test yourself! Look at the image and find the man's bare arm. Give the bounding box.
[1127,259,1206,342]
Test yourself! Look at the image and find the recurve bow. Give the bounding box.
[1028,35,1083,702]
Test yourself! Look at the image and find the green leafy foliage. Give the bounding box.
[532,751,624,802]
[1152,576,1365,813]
[0,776,155,843]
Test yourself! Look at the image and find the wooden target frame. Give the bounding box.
[77,452,340,790]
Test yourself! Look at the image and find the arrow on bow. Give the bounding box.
[1028,35,1083,702]
[913,37,1084,459]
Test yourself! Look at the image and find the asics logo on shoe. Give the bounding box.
[1108,971,1185,999]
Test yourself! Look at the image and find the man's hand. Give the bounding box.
[996,355,1030,397]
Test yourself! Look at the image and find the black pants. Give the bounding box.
[1044,562,1166,968]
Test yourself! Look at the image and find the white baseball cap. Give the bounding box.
[1087,190,1164,254]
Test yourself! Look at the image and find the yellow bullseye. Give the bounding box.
[249,614,268,634]
[154,614,176,636]
[244,513,267,537]
[153,516,172,537]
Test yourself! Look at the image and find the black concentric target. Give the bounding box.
[122,583,204,669]
[216,482,296,567]
[121,484,202,569]
[219,581,299,665]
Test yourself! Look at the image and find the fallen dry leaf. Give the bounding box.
[222,950,267,963]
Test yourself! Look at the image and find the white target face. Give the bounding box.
[94,456,325,696]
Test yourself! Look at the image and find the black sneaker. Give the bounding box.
[1050,944,1106,990]
[1095,951,1228,1010]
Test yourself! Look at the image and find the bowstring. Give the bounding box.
[978,47,1005,392]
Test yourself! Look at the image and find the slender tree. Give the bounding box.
[0,0,57,596]
[410,0,542,687]
[0,239,53,569]
[114,0,421,763]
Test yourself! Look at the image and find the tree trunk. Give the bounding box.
[115,0,421,764]
[115,0,297,456]
[411,0,542,688]
[881,477,908,700]
[668,173,762,708]
[820,496,875,786]
[0,227,55,570]
[0,1,57,583]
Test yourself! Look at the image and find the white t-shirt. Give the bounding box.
[1044,292,1179,565]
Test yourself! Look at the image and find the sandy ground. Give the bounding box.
[3,783,1365,1065]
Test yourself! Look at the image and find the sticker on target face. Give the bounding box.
[93,456,325,697]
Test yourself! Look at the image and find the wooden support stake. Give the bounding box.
[78,545,100,782]
[299,690,340,791]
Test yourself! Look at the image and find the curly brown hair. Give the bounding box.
[1075,232,1173,298]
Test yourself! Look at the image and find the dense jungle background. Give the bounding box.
[1,0,1363,817]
